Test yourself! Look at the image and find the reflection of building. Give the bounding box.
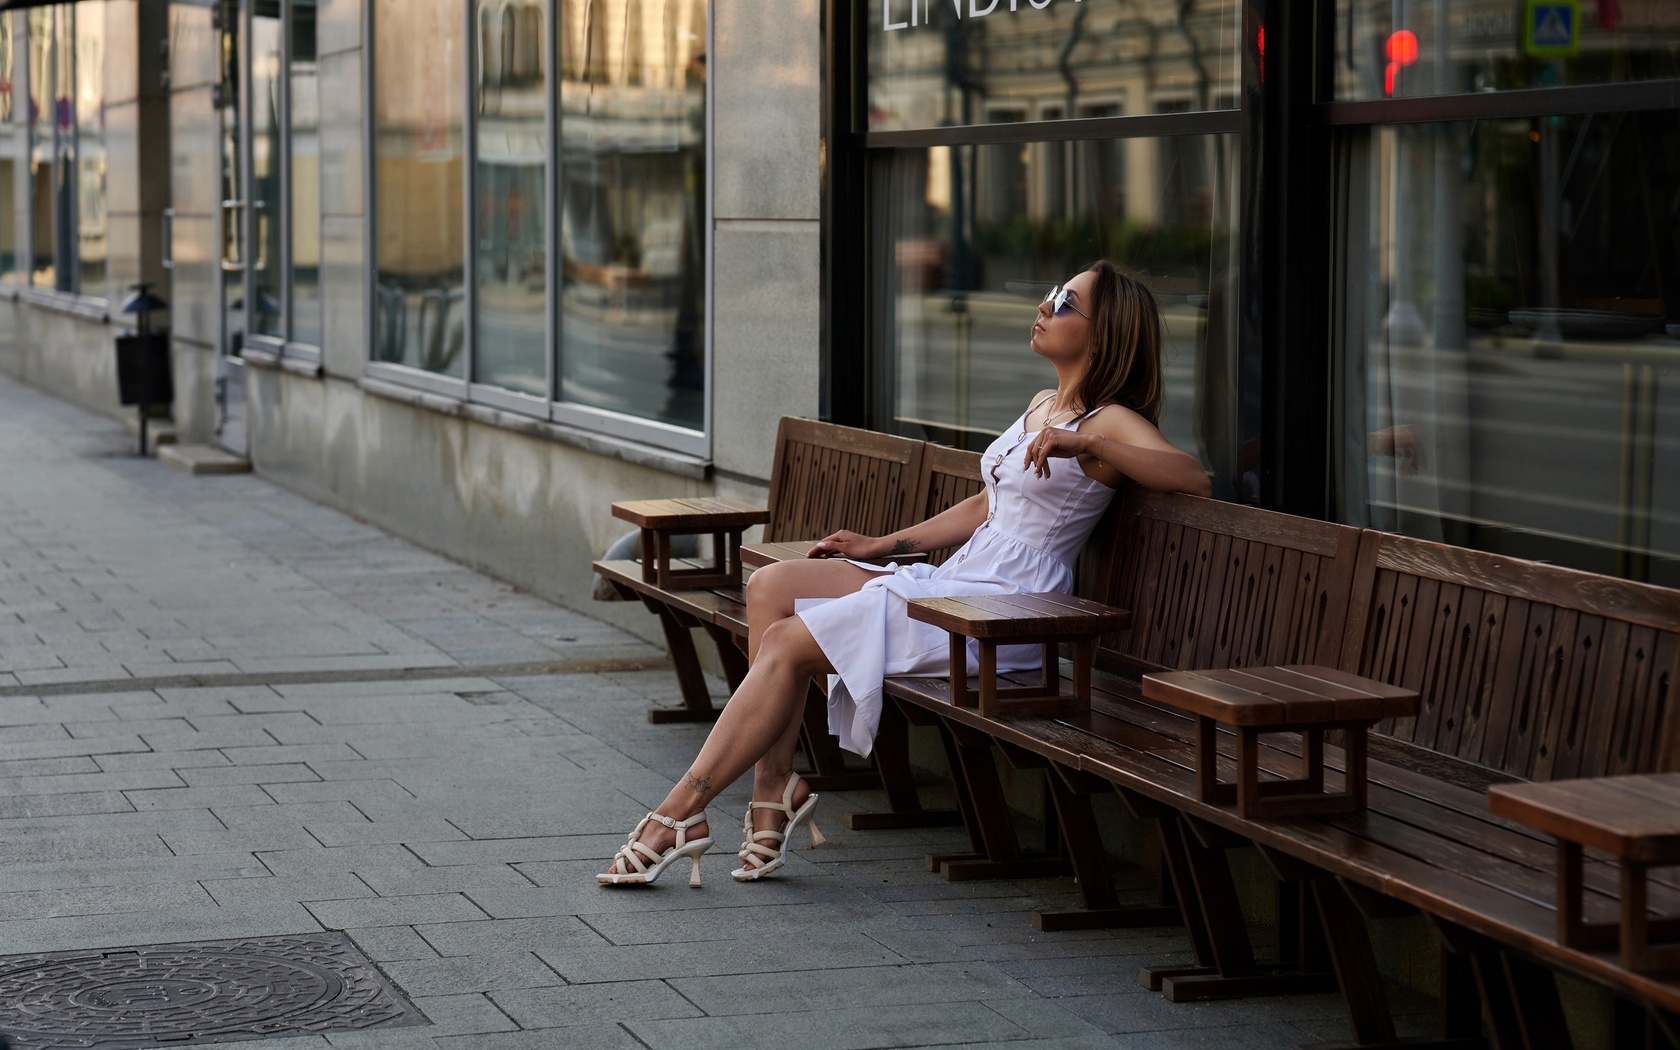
[0,0,1676,641]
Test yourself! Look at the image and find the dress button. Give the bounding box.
[994,453,1003,465]
[959,554,966,562]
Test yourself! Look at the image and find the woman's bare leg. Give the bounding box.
[605,559,878,870]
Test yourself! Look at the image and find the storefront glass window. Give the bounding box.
[871,133,1239,484]
[28,8,59,289]
[556,0,707,432]
[372,0,465,377]
[1334,113,1680,586]
[0,14,24,283]
[867,0,1240,133]
[472,0,548,399]
[1333,0,1680,101]
[73,1,103,301]
[289,0,321,347]
[250,6,282,339]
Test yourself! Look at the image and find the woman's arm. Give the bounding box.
[807,490,989,560]
[1024,405,1212,497]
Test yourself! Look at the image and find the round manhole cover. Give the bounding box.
[0,935,425,1049]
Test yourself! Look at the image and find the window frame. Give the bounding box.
[1319,7,1680,573]
[363,0,714,463]
[827,0,1248,454]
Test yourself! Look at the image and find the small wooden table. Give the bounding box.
[1141,665,1417,819]
[1488,773,1680,972]
[611,497,769,591]
[907,593,1130,718]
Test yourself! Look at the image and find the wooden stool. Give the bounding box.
[907,593,1130,718]
[1489,773,1680,972]
[1142,665,1417,819]
[612,497,769,591]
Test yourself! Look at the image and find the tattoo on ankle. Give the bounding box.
[684,772,713,798]
[891,538,919,555]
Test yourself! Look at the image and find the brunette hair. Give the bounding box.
[1071,260,1165,427]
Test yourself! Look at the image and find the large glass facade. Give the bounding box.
[73,3,103,298]
[556,0,708,431]
[250,5,283,340]
[868,0,1241,132]
[372,0,466,376]
[1334,0,1680,100]
[288,0,321,347]
[16,4,108,300]
[471,0,548,398]
[0,14,23,283]
[1335,112,1680,585]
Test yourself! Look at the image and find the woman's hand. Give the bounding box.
[807,530,888,560]
[1021,427,1091,479]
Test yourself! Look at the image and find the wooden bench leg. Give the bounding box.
[701,623,747,692]
[1032,766,1180,932]
[795,681,879,793]
[845,700,963,831]
[1436,919,1567,1050]
[926,722,1070,882]
[1139,815,1337,1003]
[642,599,722,724]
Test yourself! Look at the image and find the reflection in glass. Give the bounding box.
[28,8,60,289]
[557,0,707,431]
[372,0,465,376]
[250,6,282,338]
[289,0,321,346]
[472,0,547,398]
[871,134,1240,491]
[1335,114,1680,585]
[74,1,103,300]
[0,13,22,281]
[1334,0,1680,101]
[867,0,1239,133]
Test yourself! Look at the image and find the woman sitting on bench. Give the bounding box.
[600,260,1212,886]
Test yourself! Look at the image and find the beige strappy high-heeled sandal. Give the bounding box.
[731,777,825,881]
[597,811,712,887]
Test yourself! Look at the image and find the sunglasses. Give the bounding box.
[1042,285,1089,319]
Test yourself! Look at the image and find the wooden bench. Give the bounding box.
[592,418,981,795]
[878,500,1680,1045]
[594,417,927,727]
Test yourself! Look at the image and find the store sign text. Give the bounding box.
[883,0,1079,31]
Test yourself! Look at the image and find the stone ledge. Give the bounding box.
[158,444,251,475]
[358,374,712,481]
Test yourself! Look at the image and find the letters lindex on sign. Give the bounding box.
[883,0,1074,32]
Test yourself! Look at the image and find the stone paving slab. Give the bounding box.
[0,374,1398,1048]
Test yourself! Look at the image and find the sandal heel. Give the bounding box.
[807,816,826,848]
[688,854,703,888]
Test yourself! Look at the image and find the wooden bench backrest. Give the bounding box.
[917,444,984,566]
[1343,531,1680,781]
[1082,489,1366,679]
[764,419,925,545]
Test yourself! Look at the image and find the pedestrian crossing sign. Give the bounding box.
[1524,0,1581,58]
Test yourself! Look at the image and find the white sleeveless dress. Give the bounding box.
[796,400,1119,757]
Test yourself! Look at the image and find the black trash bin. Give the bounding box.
[115,284,172,454]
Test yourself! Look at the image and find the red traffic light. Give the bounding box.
[1384,29,1418,94]
[1385,29,1419,65]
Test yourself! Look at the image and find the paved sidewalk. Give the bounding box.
[0,376,1419,1049]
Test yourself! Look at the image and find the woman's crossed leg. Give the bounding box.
[603,557,882,873]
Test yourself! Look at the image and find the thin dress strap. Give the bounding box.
[1068,403,1108,429]
[1026,392,1058,420]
